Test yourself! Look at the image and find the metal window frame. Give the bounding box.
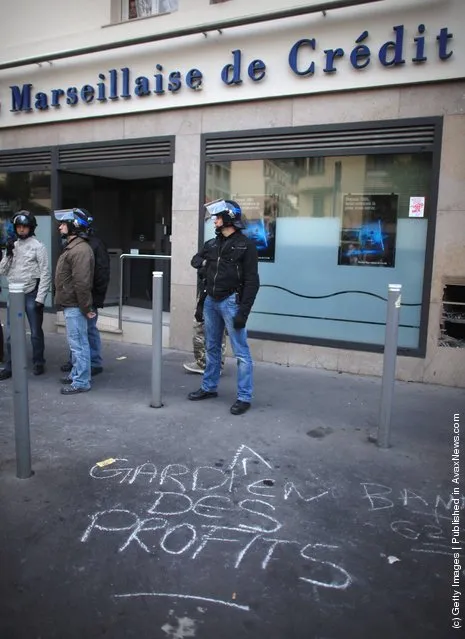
[57,135,175,171]
[200,116,443,357]
[0,135,175,170]
[0,146,53,173]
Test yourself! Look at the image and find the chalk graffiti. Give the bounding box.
[82,445,349,594]
[81,446,462,609]
[114,592,251,612]
[361,482,465,556]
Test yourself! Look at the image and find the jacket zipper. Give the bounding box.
[212,238,227,297]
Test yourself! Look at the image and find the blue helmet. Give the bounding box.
[204,199,244,229]
[224,200,243,229]
[54,208,91,235]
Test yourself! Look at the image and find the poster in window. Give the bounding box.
[338,194,398,267]
[235,194,278,262]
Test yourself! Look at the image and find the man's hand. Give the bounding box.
[6,238,15,257]
[86,311,97,319]
[233,313,247,330]
[35,301,44,310]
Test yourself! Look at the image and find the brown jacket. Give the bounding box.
[54,236,95,314]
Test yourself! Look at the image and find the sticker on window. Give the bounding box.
[408,196,425,218]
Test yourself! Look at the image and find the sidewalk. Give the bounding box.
[0,331,463,639]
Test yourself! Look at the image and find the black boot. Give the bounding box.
[188,388,218,401]
[230,400,251,415]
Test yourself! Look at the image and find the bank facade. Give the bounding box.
[0,0,464,387]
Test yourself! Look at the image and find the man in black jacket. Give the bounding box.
[60,210,110,376]
[188,200,259,415]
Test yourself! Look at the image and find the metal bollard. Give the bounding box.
[377,283,402,449]
[150,272,163,408]
[9,283,32,478]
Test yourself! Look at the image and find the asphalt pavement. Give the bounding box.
[0,331,463,639]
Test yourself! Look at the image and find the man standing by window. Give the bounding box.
[0,211,51,380]
[188,200,259,415]
[54,209,95,395]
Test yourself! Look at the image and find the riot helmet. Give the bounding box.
[54,208,91,238]
[204,199,244,229]
[12,210,37,238]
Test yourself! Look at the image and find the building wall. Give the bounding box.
[1,0,462,130]
[1,80,463,385]
[0,0,378,60]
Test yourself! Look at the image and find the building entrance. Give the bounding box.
[59,169,172,312]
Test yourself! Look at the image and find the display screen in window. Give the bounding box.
[128,0,178,19]
[234,194,278,262]
[338,194,398,267]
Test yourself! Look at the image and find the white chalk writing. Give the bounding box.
[361,482,465,556]
[83,445,347,594]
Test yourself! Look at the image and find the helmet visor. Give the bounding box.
[13,213,31,225]
[204,199,229,220]
[54,209,76,223]
[54,208,90,228]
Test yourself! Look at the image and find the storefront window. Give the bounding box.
[205,154,432,350]
[0,172,52,304]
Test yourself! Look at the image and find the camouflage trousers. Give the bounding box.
[193,320,226,370]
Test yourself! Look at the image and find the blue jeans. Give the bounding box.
[64,307,91,390]
[87,311,102,368]
[202,294,253,402]
[4,289,45,371]
[66,310,102,368]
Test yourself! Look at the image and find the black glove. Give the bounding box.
[198,265,207,282]
[6,238,15,257]
[35,301,44,310]
[233,313,247,330]
[195,291,207,323]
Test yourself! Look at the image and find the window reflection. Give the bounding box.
[205,154,432,349]
[0,172,51,226]
[206,155,432,220]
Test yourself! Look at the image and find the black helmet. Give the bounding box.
[12,210,37,235]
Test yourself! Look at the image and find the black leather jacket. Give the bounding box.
[191,230,260,320]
